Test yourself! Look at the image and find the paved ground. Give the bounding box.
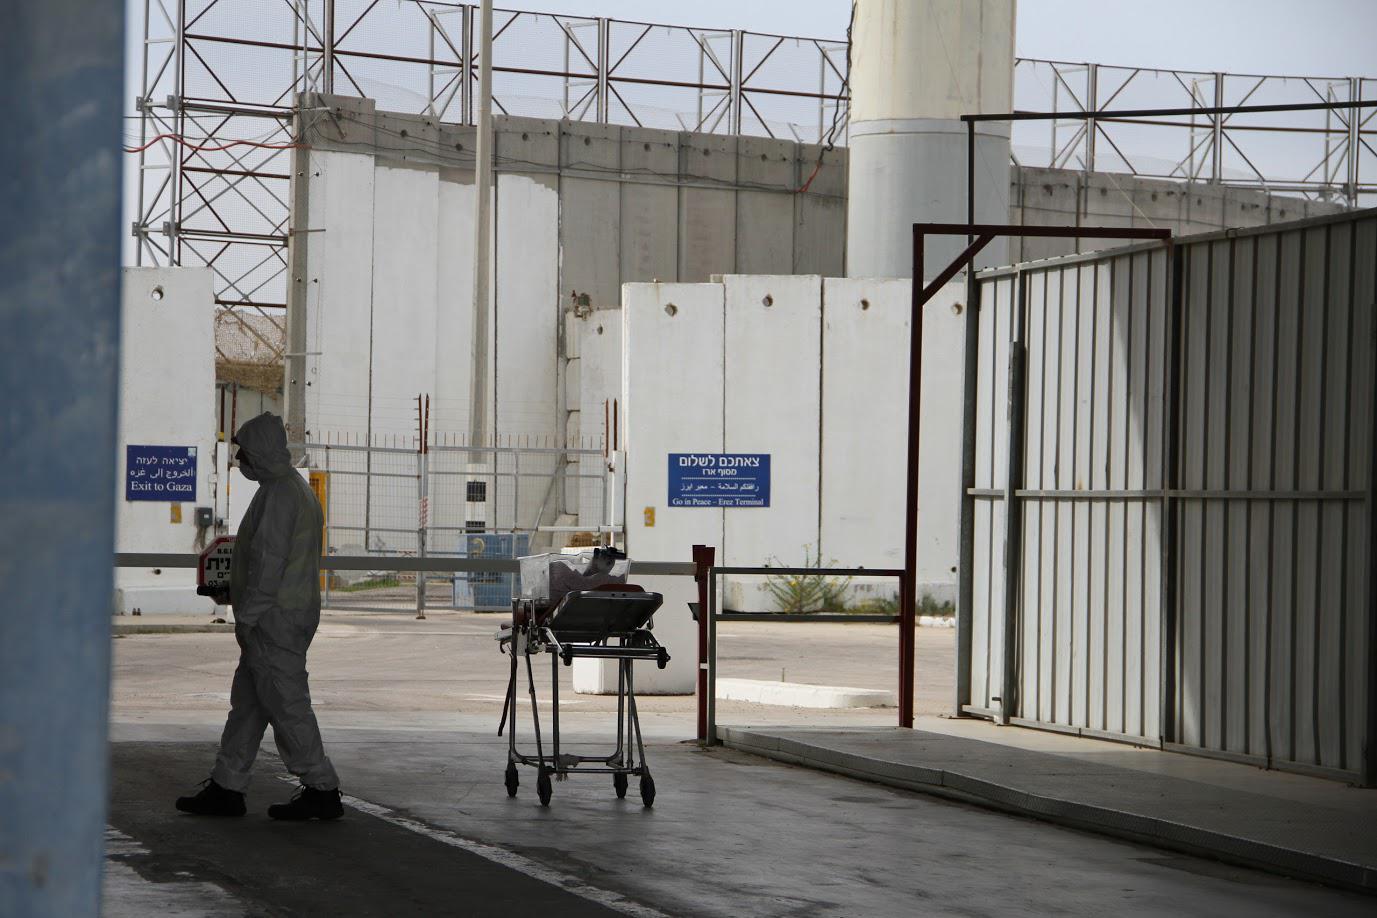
[721,724,1377,892]
[105,612,1374,916]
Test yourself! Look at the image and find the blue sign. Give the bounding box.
[668,453,770,507]
[126,445,197,501]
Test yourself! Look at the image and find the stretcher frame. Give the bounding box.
[497,589,669,807]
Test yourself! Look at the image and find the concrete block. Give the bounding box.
[820,277,908,571]
[679,130,737,184]
[368,163,440,440]
[605,280,725,693]
[560,120,620,170]
[495,173,559,452]
[621,183,678,282]
[495,116,559,169]
[679,188,736,282]
[715,678,897,709]
[560,177,621,308]
[619,125,679,177]
[437,123,477,165]
[1183,183,1226,230]
[114,585,215,616]
[794,194,846,276]
[795,143,847,198]
[736,191,794,275]
[575,312,622,456]
[432,172,481,439]
[1131,182,1185,232]
[1222,185,1271,230]
[737,135,795,189]
[723,274,822,611]
[373,110,440,165]
[564,355,581,406]
[304,150,375,438]
[302,93,377,150]
[117,267,217,601]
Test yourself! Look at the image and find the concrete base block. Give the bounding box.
[114,585,216,616]
[716,678,896,709]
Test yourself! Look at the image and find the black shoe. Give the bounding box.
[176,779,246,817]
[268,785,343,821]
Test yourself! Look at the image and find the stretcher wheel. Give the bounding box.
[613,772,628,798]
[639,773,655,807]
[537,769,553,807]
[505,763,519,797]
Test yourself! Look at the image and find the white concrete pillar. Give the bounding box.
[845,0,1016,281]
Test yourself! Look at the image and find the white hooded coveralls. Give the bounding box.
[211,413,339,792]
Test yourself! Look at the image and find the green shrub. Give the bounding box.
[762,545,853,614]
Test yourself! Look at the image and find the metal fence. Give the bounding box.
[129,1,1376,356]
[959,208,1376,784]
[300,441,612,611]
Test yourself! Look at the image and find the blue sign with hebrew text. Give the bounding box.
[126,445,197,501]
[668,453,770,508]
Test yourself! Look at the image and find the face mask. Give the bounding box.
[236,448,257,479]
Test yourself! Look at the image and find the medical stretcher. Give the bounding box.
[497,585,669,807]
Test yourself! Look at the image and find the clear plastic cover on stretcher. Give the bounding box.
[518,547,629,607]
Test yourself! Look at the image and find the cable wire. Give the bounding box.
[123,133,308,154]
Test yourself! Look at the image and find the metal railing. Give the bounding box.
[292,440,613,612]
[129,1,1375,356]
[701,565,906,745]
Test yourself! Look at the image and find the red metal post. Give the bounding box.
[693,543,716,742]
[899,230,924,728]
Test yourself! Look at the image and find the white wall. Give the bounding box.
[495,173,560,529]
[306,150,376,440]
[722,275,822,610]
[304,152,552,451]
[369,164,441,440]
[819,277,966,605]
[612,276,969,621]
[820,277,909,576]
[116,267,218,613]
[572,308,623,527]
[581,282,726,694]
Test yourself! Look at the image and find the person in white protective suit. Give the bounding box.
[176,412,343,820]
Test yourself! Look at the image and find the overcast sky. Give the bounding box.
[120,0,1374,261]
[124,0,1376,105]
[448,0,1376,77]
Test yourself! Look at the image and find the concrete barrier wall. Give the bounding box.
[596,282,726,693]
[116,267,217,613]
[620,276,968,614]
[722,275,822,610]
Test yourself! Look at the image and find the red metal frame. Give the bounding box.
[693,543,716,742]
[899,222,1173,728]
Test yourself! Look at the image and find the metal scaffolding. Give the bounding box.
[129,2,1376,359]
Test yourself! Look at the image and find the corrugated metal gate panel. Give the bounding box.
[961,210,1375,780]
[968,249,1168,741]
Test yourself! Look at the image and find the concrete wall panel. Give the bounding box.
[116,267,217,612]
[431,168,480,439]
[723,274,822,611]
[562,177,621,308]
[495,173,560,524]
[820,278,908,575]
[369,163,440,440]
[610,281,725,693]
[306,150,376,438]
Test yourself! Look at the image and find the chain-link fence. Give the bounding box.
[300,442,611,612]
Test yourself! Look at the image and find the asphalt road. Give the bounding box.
[108,742,631,917]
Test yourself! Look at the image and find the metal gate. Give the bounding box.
[959,209,1377,783]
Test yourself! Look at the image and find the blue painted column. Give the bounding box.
[0,1,125,914]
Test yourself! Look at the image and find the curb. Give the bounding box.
[718,727,1376,895]
[112,623,235,635]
